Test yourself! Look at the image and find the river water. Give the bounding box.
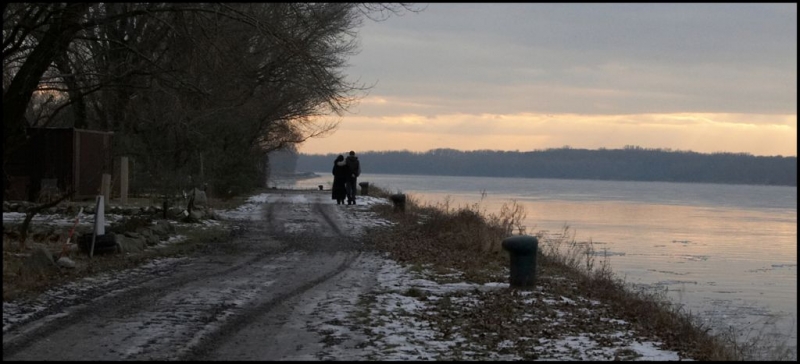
[279,172,797,359]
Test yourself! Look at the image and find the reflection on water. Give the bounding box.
[283,173,797,359]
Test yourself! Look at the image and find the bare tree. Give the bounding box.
[3,4,91,158]
[4,2,423,198]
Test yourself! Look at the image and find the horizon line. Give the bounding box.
[295,146,797,158]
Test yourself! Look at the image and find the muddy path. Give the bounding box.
[3,190,380,360]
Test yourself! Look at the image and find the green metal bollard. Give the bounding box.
[501,235,539,289]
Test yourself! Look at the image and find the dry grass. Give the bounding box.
[2,192,240,303]
[2,225,230,302]
[2,187,263,301]
[366,187,510,283]
[117,192,255,211]
[363,185,788,361]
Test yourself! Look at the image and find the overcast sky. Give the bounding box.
[299,3,797,156]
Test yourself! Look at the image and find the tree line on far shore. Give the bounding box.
[295,146,797,186]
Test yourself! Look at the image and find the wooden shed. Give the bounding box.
[5,127,114,201]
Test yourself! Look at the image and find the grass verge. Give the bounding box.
[363,185,789,361]
[2,194,247,303]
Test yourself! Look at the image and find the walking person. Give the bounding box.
[345,151,361,205]
[331,154,349,205]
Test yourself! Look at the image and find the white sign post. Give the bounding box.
[89,195,105,258]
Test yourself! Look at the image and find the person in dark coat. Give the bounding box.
[331,154,349,205]
[344,151,361,205]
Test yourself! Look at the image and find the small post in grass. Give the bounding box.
[389,193,406,212]
[359,182,370,196]
[501,235,539,289]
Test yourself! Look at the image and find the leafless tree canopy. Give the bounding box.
[3,3,420,197]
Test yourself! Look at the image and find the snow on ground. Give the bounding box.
[290,255,689,361]
[3,191,692,360]
[3,209,208,254]
[2,210,124,228]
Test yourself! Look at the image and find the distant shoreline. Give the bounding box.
[296,148,797,187]
[294,170,797,188]
[271,172,320,181]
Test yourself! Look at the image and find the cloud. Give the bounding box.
[306,4,797,156]
[350,3,797,116]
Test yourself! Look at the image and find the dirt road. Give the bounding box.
[3,190,383,360]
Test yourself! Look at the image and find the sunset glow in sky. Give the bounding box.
[299,3,797,157]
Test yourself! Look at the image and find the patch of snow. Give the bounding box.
[3,211,124,227]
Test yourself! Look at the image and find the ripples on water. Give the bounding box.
[283,173,797,359]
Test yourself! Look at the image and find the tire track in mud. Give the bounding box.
[3,192,366,361]
[179,251,362,360]
[314,202,345,236]
[182,192,364,360]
